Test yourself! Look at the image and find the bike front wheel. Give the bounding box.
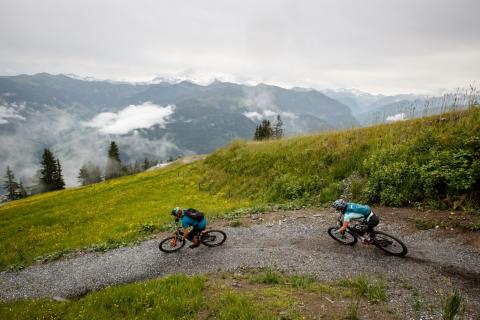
[371,231,408,256]
[327,227,357,245]
[159,236,185,253]
[200,230,227,247]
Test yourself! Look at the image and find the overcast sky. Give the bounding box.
[0,0,479,95]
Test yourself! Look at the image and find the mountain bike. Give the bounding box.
[159,226,227,253]
[327,212,408,256]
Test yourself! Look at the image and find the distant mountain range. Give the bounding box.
[0,73,356,186]
[321,88,472,125]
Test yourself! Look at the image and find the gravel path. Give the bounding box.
[1,209,479,316]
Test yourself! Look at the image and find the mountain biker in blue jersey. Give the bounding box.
[171,207,207,248]
[332,199,379,243]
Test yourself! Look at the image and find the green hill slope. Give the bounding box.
[1,107,479,270]
[201,107,480,208]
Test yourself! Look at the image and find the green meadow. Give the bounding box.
[0,163,252,270]
[1,107,479,270]
[0,271,393,320]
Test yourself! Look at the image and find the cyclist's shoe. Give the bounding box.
[189,238,200,248]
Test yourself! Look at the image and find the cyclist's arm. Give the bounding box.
[338,221,349,234]
[180,216,195,240]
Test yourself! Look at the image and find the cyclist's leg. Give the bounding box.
[186,226,201,241]
[366,214,380,234]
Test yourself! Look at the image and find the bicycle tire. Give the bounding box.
[327,227,357,245]
[371,231,408,256]
[200,230,227,247]
[159,236,185,253]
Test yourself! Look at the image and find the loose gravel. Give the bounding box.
[1,209,479,318]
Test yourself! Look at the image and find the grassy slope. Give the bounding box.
[201,107,480,206]
[0,163,251,269]
[1,108,479,270]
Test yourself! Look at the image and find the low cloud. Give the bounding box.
[85,102,175,134]
[243,111,263,121]
[0,105,25,124]
[243,109,298,122]
[386,113,407,122]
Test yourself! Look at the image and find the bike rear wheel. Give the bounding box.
[159,236,185,253]
[327,227,357,245]
[371,231,408,256]
[200,230,227,247]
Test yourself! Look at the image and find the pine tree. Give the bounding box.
[54,159,65,190]
[78,165,89,186]
[273,114,284,139]
[40,149,57,191]
[39,149,64,192]
[105,141,122,180]
[108,141,120,162]
[78,162,102,186]
[18,181,28,199]
[143,158,150,171]
[4,166,19,200]
[255,119,273,140]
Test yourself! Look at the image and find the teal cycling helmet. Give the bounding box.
[171,207,181,216]
[332,199,347,210]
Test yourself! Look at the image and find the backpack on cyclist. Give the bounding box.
[183,208,204,222]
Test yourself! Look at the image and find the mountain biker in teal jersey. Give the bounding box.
[332,199,379,242]
[171,207,207,248]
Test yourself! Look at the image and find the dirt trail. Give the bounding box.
[1,209,479,317]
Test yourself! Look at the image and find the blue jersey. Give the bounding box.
[343,202,372,222]
[181,214,207,230]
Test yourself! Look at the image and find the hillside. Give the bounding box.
[0,107,479,271]
[201,107,480,208]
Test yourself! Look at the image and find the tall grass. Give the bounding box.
[442,290,463,320]
[202,107,480,209]
[0,274,206,320]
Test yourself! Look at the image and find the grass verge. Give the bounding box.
[0,270,396,320]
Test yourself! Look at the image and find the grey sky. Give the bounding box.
[0,0,479,94]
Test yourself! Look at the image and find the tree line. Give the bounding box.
[253,114,284,140]
[2,141,161,202]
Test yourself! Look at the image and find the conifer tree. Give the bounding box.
[253,125,260,140]
[143,158,150,171]
[105,141,122,180]
[54,159,65,190]
[273,114,284,139]
[254,119,273,140]
[78,162,102,186]
[18,181,28,199]
[4,166,19,200]
[40,149,58,191]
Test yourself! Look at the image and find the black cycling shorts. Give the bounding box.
[186,226,205,241]
[366,214,379,233]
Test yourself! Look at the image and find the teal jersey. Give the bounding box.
[344,202,372,222]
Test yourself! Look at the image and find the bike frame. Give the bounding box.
[172,220,206,242]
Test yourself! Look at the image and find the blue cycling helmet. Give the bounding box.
[171,207,181,216]
[332,199,347,210]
